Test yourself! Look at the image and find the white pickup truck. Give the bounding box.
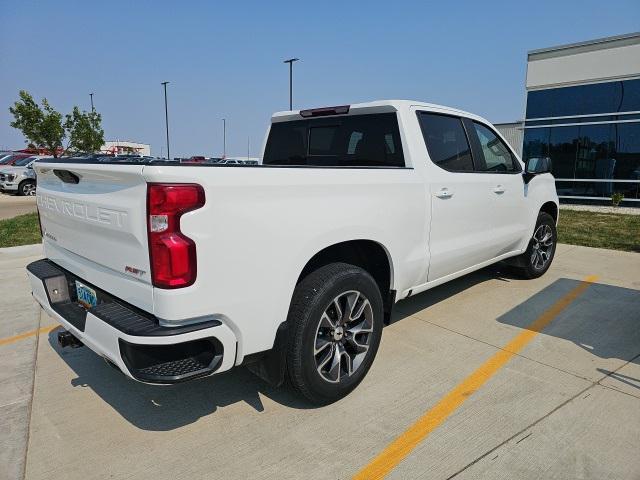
[27,100,558,404]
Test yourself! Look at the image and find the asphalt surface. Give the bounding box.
[0,194,37,221]
[1,243,639,480]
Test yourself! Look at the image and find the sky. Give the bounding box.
[1,0,639,158]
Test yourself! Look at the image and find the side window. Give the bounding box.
[472,122,519,172]
[417,112,474,172]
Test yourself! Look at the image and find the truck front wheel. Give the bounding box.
[286,262,383,404]
[513,211,557,279]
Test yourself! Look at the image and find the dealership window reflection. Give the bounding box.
[523,78,640,200]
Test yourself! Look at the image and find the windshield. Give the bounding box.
[13,156,34,166]
[0,155,16,164]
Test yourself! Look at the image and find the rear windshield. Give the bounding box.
[263,113,405,167]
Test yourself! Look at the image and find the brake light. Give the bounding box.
[147,183,205,289]
[299,105,350,117]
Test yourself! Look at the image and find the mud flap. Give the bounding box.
[245,321,289,387]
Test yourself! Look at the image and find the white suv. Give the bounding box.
[27,100,558,404]
[0,155,46,195]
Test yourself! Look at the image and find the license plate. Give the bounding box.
[75,281,97,309]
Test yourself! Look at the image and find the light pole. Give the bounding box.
[283,58,299,110]
[161,82,170,159]
[222,118,226,158]
[89,93,94,112]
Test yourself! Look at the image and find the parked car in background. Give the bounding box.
[98,155,155,163]
[27,100,558,404]
[0,152,33,166]
[0,155,49,195]
[217,158,259,165]
[181,156,206,164]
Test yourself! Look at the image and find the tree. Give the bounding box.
[64,107,105,154]
[9,91,106,157]
[9,91,65,157]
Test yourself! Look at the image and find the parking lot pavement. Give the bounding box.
[0,245,44,480]
[1,243,639,480]
[0,194,37,220]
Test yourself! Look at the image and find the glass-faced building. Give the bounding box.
[521,33,640,203]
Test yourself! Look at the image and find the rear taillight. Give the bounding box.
[147,183,205,289]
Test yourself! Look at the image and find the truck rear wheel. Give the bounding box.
[286,262,383,404]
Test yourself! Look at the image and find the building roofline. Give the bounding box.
[528,31,640,57]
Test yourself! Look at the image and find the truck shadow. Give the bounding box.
[40,263,526,432]
[47,266,640,431]
[47,332,313,432]
[394,271,640,382]
[388,263,515,322]
[495,278,640,366]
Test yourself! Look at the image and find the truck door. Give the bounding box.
[465,120,528,256]
[417,111,497,281]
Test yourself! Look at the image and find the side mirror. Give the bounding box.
[523,157,552,183]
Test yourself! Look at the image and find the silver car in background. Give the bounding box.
[0,155,49,196]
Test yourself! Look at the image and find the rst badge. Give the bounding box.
[124,266,146,278]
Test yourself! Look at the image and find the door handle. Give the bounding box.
[493,185,505,194]
[435,188,453,199]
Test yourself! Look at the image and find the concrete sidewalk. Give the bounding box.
[0,194,37,221]
[1,244,639,480]
[0,244,42,480]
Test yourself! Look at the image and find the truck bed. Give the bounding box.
[34,159,426,359]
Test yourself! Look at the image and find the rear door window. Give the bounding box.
[263,113,405,167]
[417,112,474,172]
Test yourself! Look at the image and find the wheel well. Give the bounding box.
[540,201,558,223]
[297,240,395,321]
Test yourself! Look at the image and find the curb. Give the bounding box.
[0,243,43,257]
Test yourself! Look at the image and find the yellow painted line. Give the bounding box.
[0,325,59,347]
[354,274,599,480]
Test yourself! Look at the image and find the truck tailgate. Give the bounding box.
[35,162,154,312]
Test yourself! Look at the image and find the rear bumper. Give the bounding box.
[27,259,237,384]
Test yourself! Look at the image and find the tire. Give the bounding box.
[18,180,36,196]
[513,212,557,279]
[286,262,384,405]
